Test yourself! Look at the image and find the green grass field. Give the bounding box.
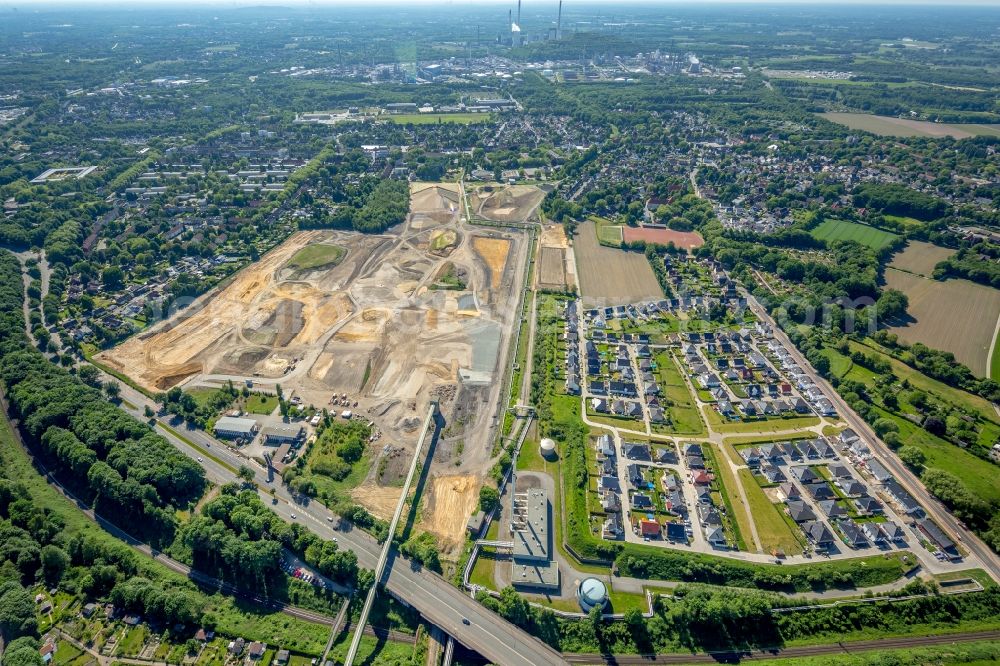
[706,443,750,551]
[286,244,346,271]
[883,214,924,228]
[655,352,705,435]
[385,112,491,125]
[810,219,899,250]
[738,468,804,556]
[245,394,279,415]
[822,343,1000,505]
[703,407,821,434]
[991,332,1000,382]
[589,215,624,247]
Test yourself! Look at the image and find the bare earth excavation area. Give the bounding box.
[100,181,534,548]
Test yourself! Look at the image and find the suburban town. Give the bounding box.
[1,3,999,666]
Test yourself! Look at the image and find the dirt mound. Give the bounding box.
[350,484,403,522]
[424,474,481,547]
[472,237,510,289]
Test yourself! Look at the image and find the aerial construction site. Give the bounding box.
[99,181,541,548]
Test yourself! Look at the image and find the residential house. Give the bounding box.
[666,522,688,543]
[603,513,624,539]
[786,500,816,523]
[639,519,661,539]
[804,521,835,549]
[854,495,883,515]
[840,521,868,548]
[884,478,922,515]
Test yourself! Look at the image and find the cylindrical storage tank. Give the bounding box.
[540,438,557,459]
[577,577,608,613]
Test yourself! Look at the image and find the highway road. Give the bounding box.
[110,382,568,666]
[743,293,1000,583]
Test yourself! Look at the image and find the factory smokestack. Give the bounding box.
[557,0,562,39]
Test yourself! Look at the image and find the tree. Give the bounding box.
[237,465,255,486]
[78,365,100,387]
[479,486,500,513]
[40,545,69,585]
[104,381,121,401]
[0,582,38,644]
[2,636,44,666]
[101,266,125,290]
[498,586,530,628]
[923,415,946,437]
[898,446,926,472]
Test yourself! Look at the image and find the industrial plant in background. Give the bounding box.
[500,0,564,46]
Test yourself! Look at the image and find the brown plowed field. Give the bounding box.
[888,240,955,277]
[574,221,664,307]
[884,268,1000,376]
[538,246,566,290]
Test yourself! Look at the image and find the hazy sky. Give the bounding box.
[5,0,1000,6]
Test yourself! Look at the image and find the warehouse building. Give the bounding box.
[213,416,259,440]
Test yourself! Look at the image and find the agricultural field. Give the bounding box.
[888,241,955,277]
[810,219,899,250]
[538,246,567,291]
[820,112,1000,138]
[573,220,664,306]
[883,268,1000,376]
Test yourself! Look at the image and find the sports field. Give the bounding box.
[810,219,899,250]
[820,112,1000,139]
[622,226,704,249]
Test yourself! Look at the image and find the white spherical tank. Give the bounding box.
[577,577,608,613]
[540,438,557,459]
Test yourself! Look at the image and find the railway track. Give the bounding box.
[564,630,1000,664]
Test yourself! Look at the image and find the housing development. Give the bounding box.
[1,3,1000,666]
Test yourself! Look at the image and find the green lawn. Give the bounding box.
[738,468,805,556]
[117,625,149,656]
[705,443,750,551]
[286,243,346,271]
[883,214,924,228]
[703,407,821,434]
[810,219,899,250]
[385,112,491,125]
[655,352,706,435]
[823,342,1000,505]
[245,394,279,415]
[187,387,230,410]
[52,640,87,666]
[990,332,1000,382]
[589,215,624,247]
